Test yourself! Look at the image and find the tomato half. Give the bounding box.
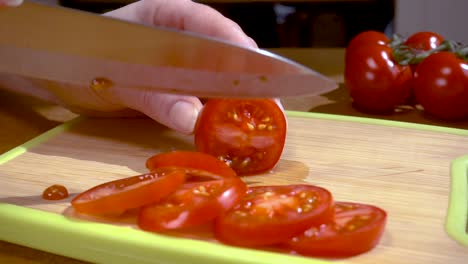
[214,185,334,247]
[284,202,387,258]
[345,44,413,114]
[138,176,247,232]
[413,52,468,120]
[146,151,237,178]
[71,168,185,216]
[194,99,287,176]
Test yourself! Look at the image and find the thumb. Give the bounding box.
[108,87,203,134]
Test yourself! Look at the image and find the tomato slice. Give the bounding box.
[138,176,247,232]
[146,151,237,178]
[214,185,334,247]
[194,99,287,176]
[71,168,185,216]
[284,202,387,257]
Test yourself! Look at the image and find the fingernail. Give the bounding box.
[169,101,199,134]
[248,37,258,48]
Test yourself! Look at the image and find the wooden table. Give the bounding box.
[0,48,466,263]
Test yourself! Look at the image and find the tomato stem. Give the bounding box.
[392,40,465,65]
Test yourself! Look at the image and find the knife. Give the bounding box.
[0,1,337,98]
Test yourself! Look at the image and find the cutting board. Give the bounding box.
[0,111,467,264]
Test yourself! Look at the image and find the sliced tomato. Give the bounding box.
[138,176,247,232]
[146,151,237,178]
[71,168,185,216]
[194,99,287,176]
[284,202,387,257]
[214,185,334,247]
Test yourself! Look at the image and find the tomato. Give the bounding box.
[71,168,185,216]
[404,31,444,52]
[284,202,387,258]
[345,31,389,64]
[138,176,247,232]
[413,52,468,120]
[399,31,445,105]
[146,151,237,178]
[214,185,334,247]
[194,99,287,176]
[345,44,413,114]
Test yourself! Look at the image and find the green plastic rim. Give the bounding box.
[446,155,468,246]
[0,111,466,263]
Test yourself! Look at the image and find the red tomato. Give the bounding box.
[138,177,247,232]
[404,31,444,52]
[401,31,445,105]
[71,168,185,216]
[345,44,413,113]
[345,31,389,64]
[214,185,334,247]
[146,151,237,178]
[413,52,468,120]
[194,99,287,176]
[284,202,387,258]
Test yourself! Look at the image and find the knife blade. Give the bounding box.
[0,1,338,98]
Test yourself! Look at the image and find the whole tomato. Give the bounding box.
[413,52,468,120]
[345,43,413,114]
[405,31,445,52]
[401,31,445,105]
[345,31,390,65]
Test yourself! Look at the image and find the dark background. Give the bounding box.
[58,0,395,48]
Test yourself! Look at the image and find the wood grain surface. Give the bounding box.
[1,48,467,263]
[1,114,467,264]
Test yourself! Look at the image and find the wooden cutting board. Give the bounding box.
[0,111,467,264]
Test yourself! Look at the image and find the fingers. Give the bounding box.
[101,0,257,134]
[0,0,22,7]
[105,0,257,48]
[107,87,203,134]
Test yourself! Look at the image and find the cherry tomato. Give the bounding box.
[413,52,468,120]
[146,151,237,178]
[401,31,445,105]
[345,31,389,65]
[214,185,334,247]
[405,31,444,52]
[71,168,185,216]
[138,176,247,231]
[194,99,287,176]
[345,44,413,114]
[284,202,387,258]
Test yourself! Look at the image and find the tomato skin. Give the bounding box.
[138,177,247,232]
[413,52,468,120]
[284,202,387,258]
[71,168,185,216]
[345,31,389,65]
[404,31,444,52]
[194,99,287,176]
[146,151,237,178]
[345,44,413,114]
[214,185,334,247]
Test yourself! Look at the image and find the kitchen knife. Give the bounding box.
[0,1,338,98]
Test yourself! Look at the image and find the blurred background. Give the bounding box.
[39,0,467,48]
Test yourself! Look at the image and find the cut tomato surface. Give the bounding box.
[146,151,237,178]
[71,168,185,216]
[138,176,247,232]
[194,99,287,176]
[214,185,334,247]
[284,202,387,257]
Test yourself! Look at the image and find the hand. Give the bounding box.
[0,0,21,6]
[0,0,257,134]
